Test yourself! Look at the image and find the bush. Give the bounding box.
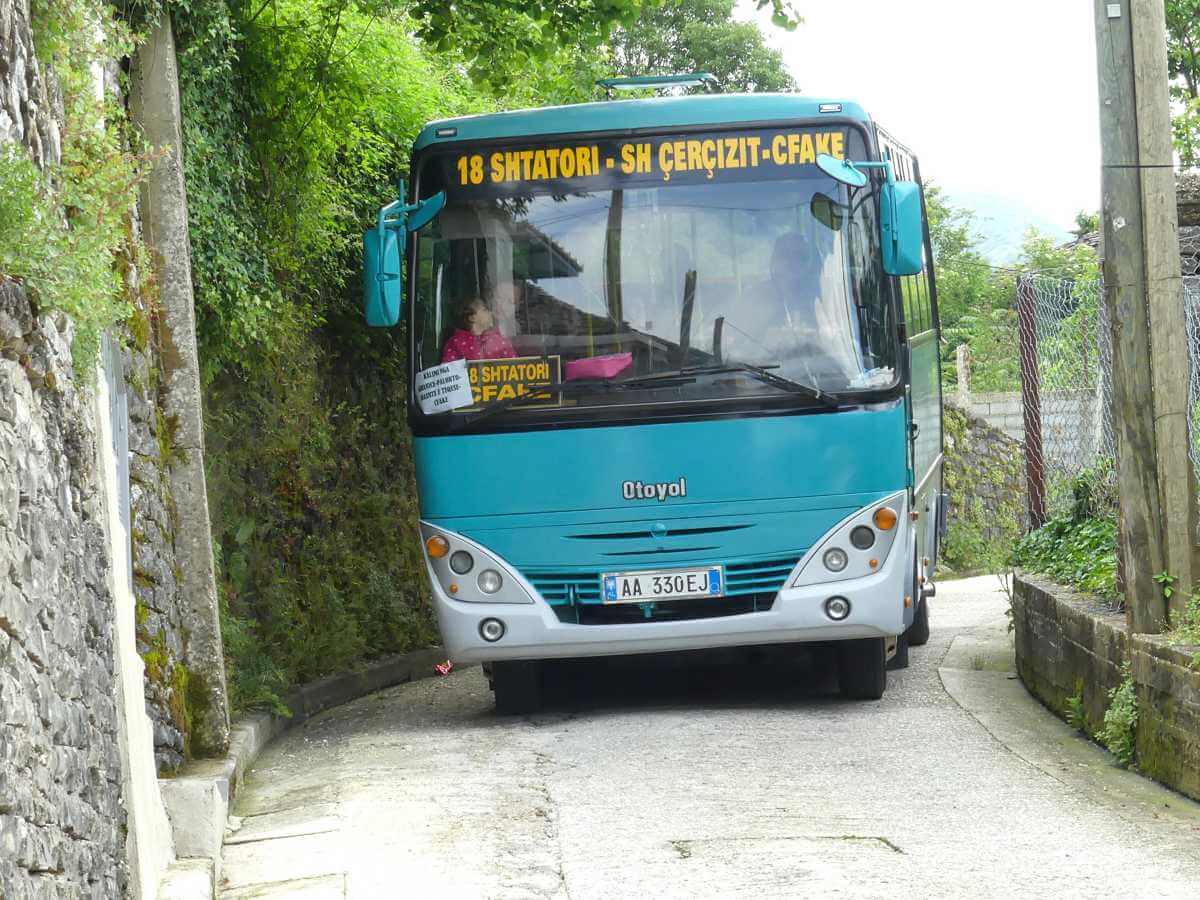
[1014,514,1118,599]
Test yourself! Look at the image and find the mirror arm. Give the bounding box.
[845,159,895,184]
[373,183,447,286]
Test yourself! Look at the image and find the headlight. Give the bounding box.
[850,526,876,550]
[823,548,849,572]
[477,570,503,594]
[790,491,906,588]
[449,550,474,574]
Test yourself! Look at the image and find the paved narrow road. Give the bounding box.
[220,577,1200,898]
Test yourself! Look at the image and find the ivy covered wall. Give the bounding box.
[940,402,1028,575]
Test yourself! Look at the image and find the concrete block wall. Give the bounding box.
[947,390,1110,473]
[1013,574,1200,802]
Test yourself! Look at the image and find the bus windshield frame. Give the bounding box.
[407,120,903,436]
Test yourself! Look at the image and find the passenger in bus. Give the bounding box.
[441,297,518,362]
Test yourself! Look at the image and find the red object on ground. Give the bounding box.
[434,660,454,676]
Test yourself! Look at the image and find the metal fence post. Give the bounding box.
[1017,277,1047,528]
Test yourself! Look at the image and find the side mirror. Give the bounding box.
[879,181,924,276]
[363,224,402,327]
[362,181,446,328]
[816,153,926,276]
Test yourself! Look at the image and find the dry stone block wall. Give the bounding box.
[0,281,128,898]
[126,338,192,773]
[942,400,1027,548]
[1014,574,1200,802]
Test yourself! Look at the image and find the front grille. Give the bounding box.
[523,554,799,625]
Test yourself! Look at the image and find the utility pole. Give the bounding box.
[1094,0,1196,631]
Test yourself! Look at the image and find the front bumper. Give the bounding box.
[429,535,909,664]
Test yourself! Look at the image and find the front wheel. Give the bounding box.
[491,660,543,715]
[837,637,887,700]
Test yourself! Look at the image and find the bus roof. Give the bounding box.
[413,93,872,152]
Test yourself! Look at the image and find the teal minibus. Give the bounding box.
[364,81,944,712]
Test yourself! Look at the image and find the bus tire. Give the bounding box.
[491,660,543,715]
[837,637,887,700]
[887,633,909,670]
[907,597,931,647]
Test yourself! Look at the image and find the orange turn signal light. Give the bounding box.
[426,535,450,559]
[873,506,898,531]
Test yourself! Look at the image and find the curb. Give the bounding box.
[155,645,447,899]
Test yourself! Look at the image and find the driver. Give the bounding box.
[761,230,856,384]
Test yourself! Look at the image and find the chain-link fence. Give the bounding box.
[1016,254,1200,523]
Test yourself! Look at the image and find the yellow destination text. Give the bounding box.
[465,357,560,407]
[454,130,847,188]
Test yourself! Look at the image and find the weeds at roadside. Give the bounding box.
[1163,589,1200,669]
[1099,669,1138,767]
[1065,690,1086,732]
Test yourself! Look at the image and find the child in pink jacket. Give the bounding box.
[441,297,517,362]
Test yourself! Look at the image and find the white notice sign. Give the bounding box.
[415,359,474,415]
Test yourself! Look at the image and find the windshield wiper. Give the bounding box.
[621,363,841,408]
[445,379,630,431]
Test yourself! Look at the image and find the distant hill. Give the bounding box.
[943,190,1074,265]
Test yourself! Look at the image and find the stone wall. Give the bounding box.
[940,400,1027,571]
[0,0,62,169]
[126,338,191,773]
[0,281,128,898]
[944,389,1107,472]
[1014,574,1200,802]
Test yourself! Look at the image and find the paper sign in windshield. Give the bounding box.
[466,356,562,409]
[415,359,474,415]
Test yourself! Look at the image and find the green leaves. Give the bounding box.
[1100,671,1138,767]
[611,0,796,94]
[1166,0,1200,164]
[1014,511,1119,600]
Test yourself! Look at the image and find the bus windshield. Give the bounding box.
[411,126,898,423]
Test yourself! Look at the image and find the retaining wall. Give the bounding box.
[0,282,130,898]
[1013,573,1200,801]
[942,401,1026,549]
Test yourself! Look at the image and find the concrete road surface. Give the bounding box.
[219,576,1200,899]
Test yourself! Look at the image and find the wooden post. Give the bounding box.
[955,343,971,398]
[1093,0,1192,631]
[1017,278,1047,529]
[1132,1,1199,621]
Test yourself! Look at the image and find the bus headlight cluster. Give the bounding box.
[791,491,906,588]
[420,524,533,605]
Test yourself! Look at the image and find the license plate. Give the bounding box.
[601,566,724,604]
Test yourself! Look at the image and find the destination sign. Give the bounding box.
[437,127,851,197]
[464,355,562,408]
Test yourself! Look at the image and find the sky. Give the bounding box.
[737,1,1102,260]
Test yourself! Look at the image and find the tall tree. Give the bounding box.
[611,0,797,93]
[1166,0,1200,165]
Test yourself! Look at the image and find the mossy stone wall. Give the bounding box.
[941,400,1027,573]
[1013,573,1200,801]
